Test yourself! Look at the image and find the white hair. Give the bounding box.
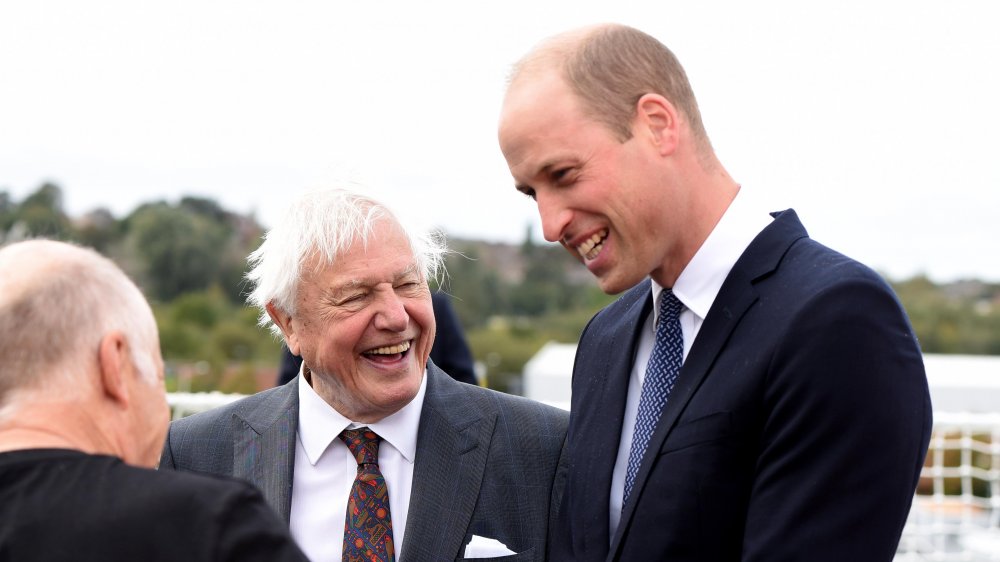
[0,240,159,407]
[246,186,448,337]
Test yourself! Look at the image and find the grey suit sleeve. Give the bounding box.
[157,405,239,477]
[159,431,177,469]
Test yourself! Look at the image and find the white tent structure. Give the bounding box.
[523,345,1000,415]
[522,342,576,410]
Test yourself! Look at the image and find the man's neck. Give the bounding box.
[0,426,82,453]
[0,403,114,457]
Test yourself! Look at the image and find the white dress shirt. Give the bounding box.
[608,188,774,538]
[290,369,426,562]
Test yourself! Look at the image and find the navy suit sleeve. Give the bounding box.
[742,276,931,561]
[276,347,302,386]
[430,292,478,385]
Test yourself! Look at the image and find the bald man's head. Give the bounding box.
[0,240,159,405]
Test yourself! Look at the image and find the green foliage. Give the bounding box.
[75,208,121,253]
[510,236,583,315]
[0,184,276,393]
[20,182,64,210]
[892,276,1000,354]
[218,363,264,395]
[212,321,262,361]
[3,183,999,395]
[0,191,16,233]
[466,309,598,393]
[154,289,281,392]
[170,290,225,328]
[438,246,505,330]
[126,202,230,301]
[4,183,72,239]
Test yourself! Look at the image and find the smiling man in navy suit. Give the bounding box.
[498,24,932,561]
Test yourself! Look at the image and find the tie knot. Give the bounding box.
[339,427,381,466]
[659,290,683,322]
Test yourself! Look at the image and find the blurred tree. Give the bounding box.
[6,181,1000,395]
[440,244,508,329]
[0,191,16,234]
[170,290,225,329]
[509,227,580,316]
[212,321,261,361]
[179,196,228,222]
[75,208,120,253]
[21,182,64,210]
[893,276,1000,354]
[125,202,229,301]
[14,183,71,239]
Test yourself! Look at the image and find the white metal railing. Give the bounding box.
[167,394,999,558]
[167,391,245,420]
[896,412,1000,561]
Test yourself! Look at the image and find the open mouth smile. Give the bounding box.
[576,229,608,261]
[362,340,412,361]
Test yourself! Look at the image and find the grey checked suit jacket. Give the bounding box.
[161,362,569,562]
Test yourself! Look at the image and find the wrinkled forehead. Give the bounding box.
[299,222,420,281]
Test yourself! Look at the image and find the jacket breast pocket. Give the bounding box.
[456,547,535,562]
[659,411,732,455]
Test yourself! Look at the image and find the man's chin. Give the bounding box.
[595,269,640,295]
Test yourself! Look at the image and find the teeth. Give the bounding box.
[367,341,412,355]
[576,231,607,261]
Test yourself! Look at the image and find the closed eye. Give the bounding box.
[551,167,575,186]
[338,293,366,305]
[516,184,537,201]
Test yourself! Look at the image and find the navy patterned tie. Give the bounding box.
[623,290,684,505]
[340,427,395,562]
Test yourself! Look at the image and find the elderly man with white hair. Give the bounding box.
[161,187,569,562]
[0,239,307,561]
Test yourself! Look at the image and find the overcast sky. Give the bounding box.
[2,1,997,283]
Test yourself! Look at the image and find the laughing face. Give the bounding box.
[278,219,435,422]
[499,72,691,294]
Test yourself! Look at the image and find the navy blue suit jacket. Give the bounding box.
[550,210,932,561]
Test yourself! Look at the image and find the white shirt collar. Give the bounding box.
[296,368,426,466]
[650,187,773,323]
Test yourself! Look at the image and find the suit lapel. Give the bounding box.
[232,377,300,522]
[401,365,494,560]
[608,210,809,559]
[571,284,650,556]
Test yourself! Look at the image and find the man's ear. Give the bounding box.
[97,331,130,407]
[634,93,679,156]
[266,302,301,356]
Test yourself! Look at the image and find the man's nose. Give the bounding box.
[537,192,572,243]
[373,291,409,332]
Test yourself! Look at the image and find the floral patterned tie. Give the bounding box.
[340,427,395,562]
